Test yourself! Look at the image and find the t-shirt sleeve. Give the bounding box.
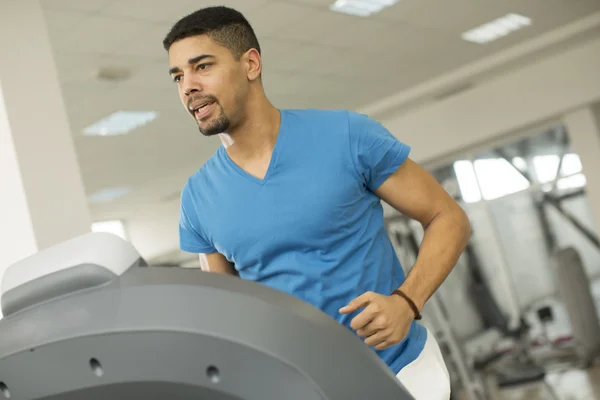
[179,181,217,254]
[347,111,411,192]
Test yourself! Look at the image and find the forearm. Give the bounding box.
[398,206,471,311]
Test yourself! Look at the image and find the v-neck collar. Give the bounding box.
[221,109,286,186]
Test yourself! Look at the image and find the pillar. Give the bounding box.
[0,0,92,311]
[563,103,600,233]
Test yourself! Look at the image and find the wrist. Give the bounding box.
[396,274,427,311]
[390,289,423,320]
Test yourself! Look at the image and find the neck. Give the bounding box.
[220,90,280,160]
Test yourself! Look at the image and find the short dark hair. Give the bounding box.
[162,6,261,59]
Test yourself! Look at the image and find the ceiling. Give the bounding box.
[39,0,600,226]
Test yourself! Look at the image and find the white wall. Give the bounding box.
[1,2,92,295]
[0,86,38,288]
[382,35,600,165]
[125,201,180,261]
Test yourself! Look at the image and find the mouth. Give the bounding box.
[189,101,216,120]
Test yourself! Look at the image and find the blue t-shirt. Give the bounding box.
[179,108,427,374]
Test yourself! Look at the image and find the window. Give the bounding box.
[454,158,531,202]
[511,156,527,171]
[561,153,582,176]
[557,174,586,190]
[441,126,585,204]
[453,160,482,203]
[474,158,530,200]
[533,155,560,183]
[533,153,582,183]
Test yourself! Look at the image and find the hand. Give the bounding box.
[339,291,415,351]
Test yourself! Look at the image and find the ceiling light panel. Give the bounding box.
[330,0,399,17]
[462,13,532,44]
[83,111,158,136]
[88,186,132,203]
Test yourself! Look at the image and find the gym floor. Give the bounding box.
[493,364,600,400]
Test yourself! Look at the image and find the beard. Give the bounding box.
[197,106,230,137]
[187,93,230,136]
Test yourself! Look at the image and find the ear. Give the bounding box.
[243,48,262,81]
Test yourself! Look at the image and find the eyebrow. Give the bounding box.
[169,54,214,75]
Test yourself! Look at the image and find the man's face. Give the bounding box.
[168,35,247,136]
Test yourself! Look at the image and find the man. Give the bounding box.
[163,6,470,399]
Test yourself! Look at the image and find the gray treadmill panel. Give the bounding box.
[1,263,117,317]
[37,382,244,400]
[0,332,323,400]
[0,266,414,400]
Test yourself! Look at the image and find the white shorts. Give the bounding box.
[396,328,451,400]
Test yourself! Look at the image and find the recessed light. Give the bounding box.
[83,111,158,136]
[462,13,532,44]
[88,186,132,203]
[329,0,398,17]
[95,66,131,82]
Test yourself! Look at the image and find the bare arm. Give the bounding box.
[375,158,471,311]
[198,252,238,276]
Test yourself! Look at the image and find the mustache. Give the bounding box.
[187,94,218,109]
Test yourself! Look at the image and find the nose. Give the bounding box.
[184,87,199,97]
[182,75,202,97]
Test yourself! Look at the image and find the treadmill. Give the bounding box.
[0,232,415,400]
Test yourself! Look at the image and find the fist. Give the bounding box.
[339,291,415,350]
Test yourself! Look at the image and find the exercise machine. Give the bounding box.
[386,214,562,400]
[0,232,414,400]
[552,246,600,367]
